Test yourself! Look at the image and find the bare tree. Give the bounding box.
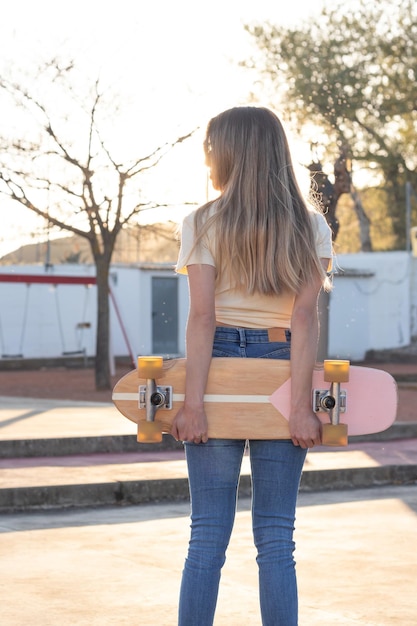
[308,146,372,250]
[0,61,195,389]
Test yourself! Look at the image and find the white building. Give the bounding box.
[0,252,416,364]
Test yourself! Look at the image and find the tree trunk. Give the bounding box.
[350,186,373,252]
[387,175,406,249]
[94,258,111,390]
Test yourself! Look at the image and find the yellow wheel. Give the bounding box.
[323,359,350,383]
[138,356,163,379]
[137,421,163,443]
[322,423,348,446]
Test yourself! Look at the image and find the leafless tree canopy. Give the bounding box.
[0,59,196,389]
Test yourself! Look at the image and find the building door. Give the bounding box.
[152,276,178,354]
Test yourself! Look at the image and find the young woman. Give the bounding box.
[172,106,332,626]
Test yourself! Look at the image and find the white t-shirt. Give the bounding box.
[176,209,332,329]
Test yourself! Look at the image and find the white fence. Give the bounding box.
[0,252,416,363]
[329,251,416,360]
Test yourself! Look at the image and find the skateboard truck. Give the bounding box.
[139,382,172,413]
[314,360,350,446]
[136,357,169,443]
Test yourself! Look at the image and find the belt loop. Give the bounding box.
[238,328,247,348]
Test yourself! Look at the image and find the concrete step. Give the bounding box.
[2,395,416,513]
[0,432,184,458]
[1,422,416,459]
[1,439,417,513]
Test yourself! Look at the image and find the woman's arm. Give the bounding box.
[171,263,216,443]
[288,259,330,449]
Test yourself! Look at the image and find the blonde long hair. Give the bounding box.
[194,106,330,295]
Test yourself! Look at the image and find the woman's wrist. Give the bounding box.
[183,398,205,410]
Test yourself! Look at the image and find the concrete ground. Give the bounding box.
[1,487,417,625]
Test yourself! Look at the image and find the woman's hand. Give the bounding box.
[171,403,209,444]
[288,409,322,449]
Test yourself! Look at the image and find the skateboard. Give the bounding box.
[112,356,398,446]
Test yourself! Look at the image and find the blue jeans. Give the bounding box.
[178,328,307,626]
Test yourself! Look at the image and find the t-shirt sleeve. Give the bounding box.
[175,212,216,275]
[312,211,333,258]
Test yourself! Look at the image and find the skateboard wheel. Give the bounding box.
[323,359,350,383]
[137,421,163,443]
[322,423,348,446]
[138,356,163,379]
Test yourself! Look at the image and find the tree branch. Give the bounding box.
[0,173,93,241]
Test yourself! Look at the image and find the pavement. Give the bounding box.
[1,486,417,625]
[0,360,417,624]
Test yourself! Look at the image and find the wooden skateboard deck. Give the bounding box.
[112,357,398,444]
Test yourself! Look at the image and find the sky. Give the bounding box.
[0,0,330,258]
